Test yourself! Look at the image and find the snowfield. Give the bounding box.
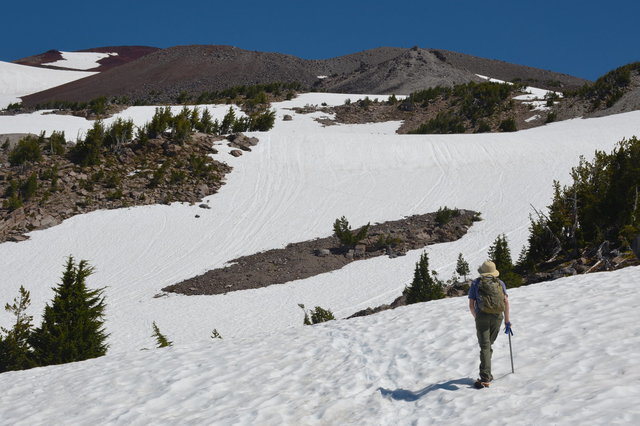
[1,92,640,424]
[0,267,638,425]
[45,50,118,70]
[0,61,97,108]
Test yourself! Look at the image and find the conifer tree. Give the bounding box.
[199,108,214,134]
[21,172,38,201]
[190,107,201,129]
[488,234,523,288]
[249,109,276,131]
[148,107,172,138]
[298,304,334,325]
[49,130,66,155]
[220,107,236,134]
[152,321,173,348]
[488,234,512,273]
[456,253,470,280]
[403,252,445,304]
[0,286,36,372]
[29,257,108,366]
[232,116,249,133]
[309,306,335,324]
[70,121,105,166]
[8,135,42,166]
[172,114,192,144]
[333,216,370,250]
[104,118,134,151]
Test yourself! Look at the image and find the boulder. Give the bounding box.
[163,143,182,156]
[446,279,471,297]
[38,215,59,229]
[283,115,293,121]
[230,149,243,157]
[196,184,209,196]
[315,248,331,257]
[236,144,252,152]
[228,133,259,146]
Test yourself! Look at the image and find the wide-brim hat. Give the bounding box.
[478,260,500,277]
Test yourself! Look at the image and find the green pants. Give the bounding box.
[475,311,503,381]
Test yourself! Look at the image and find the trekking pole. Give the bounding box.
[508,333,514,374]
[505,321,514,373]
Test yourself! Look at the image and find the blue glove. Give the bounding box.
[504,322,513,336]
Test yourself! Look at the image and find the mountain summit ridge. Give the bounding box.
[19,45,590,105]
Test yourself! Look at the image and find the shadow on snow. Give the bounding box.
[378,378,476,401]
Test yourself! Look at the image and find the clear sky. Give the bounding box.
[2,0,638,81]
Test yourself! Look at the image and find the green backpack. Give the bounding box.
[477,276,505,314]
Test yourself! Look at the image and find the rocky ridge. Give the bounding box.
[162,210,479,296]
[20,45,590,106]
[0,132,264,243]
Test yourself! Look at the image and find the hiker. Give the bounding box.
[468,260,511,387]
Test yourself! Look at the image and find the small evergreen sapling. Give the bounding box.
[199,108,215,134]
[456,253,470,280]
[299,304,335,325]
[220,107,236,134]
[0,286,36,372]
[49,130,66,155]
[499,118,517,132]
[152,321,173,348]
[21,172,38,201]
[8,135,42,166]
[333,216,370,250]
[310,306,335,324]
[435,206,460,225]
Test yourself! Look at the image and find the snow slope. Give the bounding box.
[46,51,118,70]
[1,267,638,425]
[1,94,640,355]
[0,61,96,108]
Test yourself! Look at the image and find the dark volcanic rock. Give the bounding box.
[428,48,590,91]
[317,48,484,95]
[21,45,591,105]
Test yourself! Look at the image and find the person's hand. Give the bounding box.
[504,321,513,336]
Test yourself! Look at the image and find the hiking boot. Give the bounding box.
[474,378,490,389]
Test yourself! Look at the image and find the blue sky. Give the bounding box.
[2,0,638,81]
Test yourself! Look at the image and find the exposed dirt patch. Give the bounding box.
[162,209,479,296]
